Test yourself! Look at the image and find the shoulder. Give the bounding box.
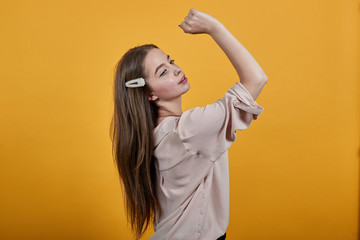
[154,116,179,148]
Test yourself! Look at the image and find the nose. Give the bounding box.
[173,65,182,76]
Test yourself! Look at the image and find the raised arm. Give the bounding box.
[179,8,268,101]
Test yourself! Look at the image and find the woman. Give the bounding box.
[110,8,268,240]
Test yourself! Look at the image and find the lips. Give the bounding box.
[179,75,187,84]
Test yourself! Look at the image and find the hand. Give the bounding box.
[178,8,222,35]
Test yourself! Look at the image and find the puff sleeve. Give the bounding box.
[176,81,264,162]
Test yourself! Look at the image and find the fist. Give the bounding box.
[179,8,221,35]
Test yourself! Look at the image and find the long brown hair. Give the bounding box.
[110,44,161,239]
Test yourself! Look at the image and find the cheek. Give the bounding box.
[154,81,178,99]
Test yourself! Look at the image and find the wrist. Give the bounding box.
[208,21,225,37]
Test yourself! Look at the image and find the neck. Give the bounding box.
[156,95,183,125]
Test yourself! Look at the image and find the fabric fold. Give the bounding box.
[176,81,264,162]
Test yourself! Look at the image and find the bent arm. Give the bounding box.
[179,8,268,101]
[209,22,268,100]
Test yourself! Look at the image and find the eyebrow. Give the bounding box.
[154,55,170,75]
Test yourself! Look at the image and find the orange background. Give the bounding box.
[0,0,359,239]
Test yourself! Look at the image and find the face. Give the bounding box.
[143,48,190,102]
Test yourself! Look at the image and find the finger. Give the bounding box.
[178,22,186,31]
[189,8,197,15]
[186,12,193,20]
[179,21,192,33]
[185,16,192,24]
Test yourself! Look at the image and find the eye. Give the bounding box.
[160,69,167,77]
[159,60,175,77]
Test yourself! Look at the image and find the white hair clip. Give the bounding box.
[125,77,146,88]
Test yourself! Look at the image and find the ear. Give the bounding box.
[148,93,159,101]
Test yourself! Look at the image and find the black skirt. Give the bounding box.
[216,232,226,240]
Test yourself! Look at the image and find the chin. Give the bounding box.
[183,84,190,93]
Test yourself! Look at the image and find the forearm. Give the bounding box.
[210,22,268,82]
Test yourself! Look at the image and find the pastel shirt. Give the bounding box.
[149,81,264,240]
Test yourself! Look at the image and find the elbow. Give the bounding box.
[260,74,268,83]
[252,72,268,83]
[251,75,267,86]
[241,74,268,86]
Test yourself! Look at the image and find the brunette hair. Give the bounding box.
[110,44,161,239]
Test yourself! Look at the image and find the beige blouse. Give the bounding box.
[149,81,264,240]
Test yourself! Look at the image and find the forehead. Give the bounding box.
[144,48,168,76]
